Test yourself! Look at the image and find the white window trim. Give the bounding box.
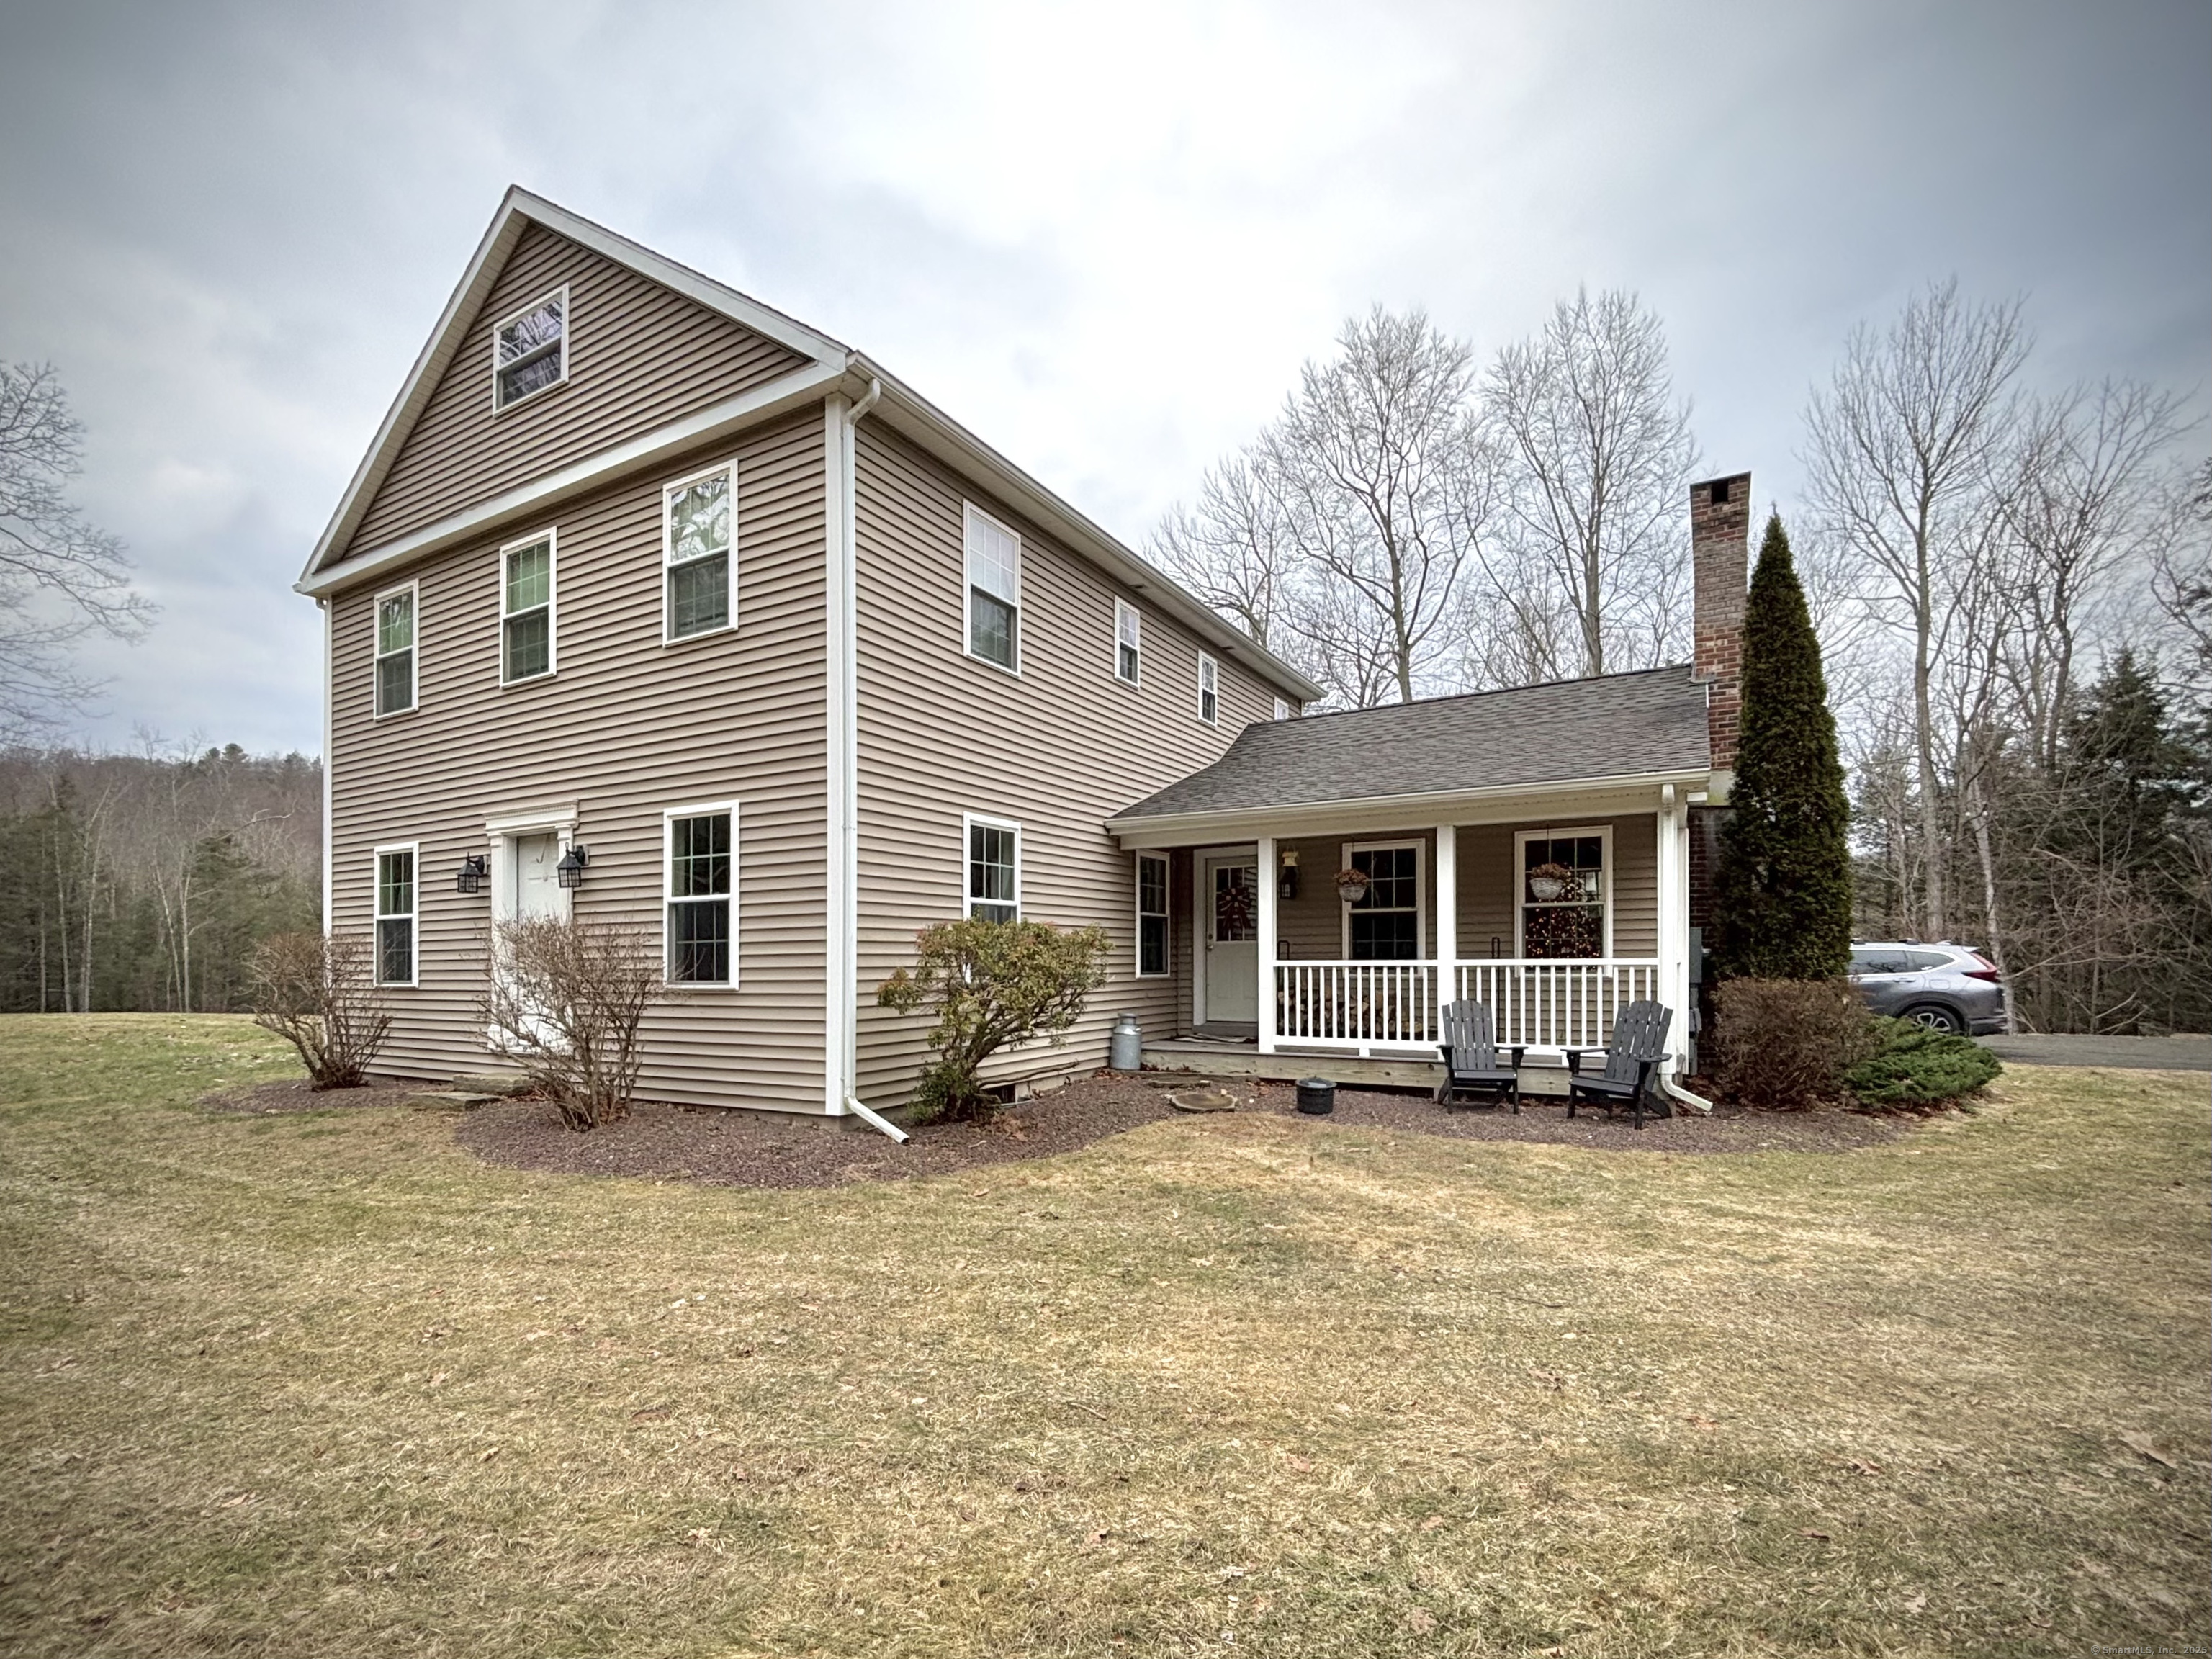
[1114,598,1142,686]
[372,840,421,989]
[1274,696,1291,721]
[1512,824,1614,958]
[1197,652,1220,725]
[1339,838,1426,959]
[962,812,1022,921]
[499,527,559,685]
[372,579,419,719]
[490,283,570,412]
[663,801,740,989]
[961,502,1022,678]
[660,457,738,645]
[1134,851,1169,978]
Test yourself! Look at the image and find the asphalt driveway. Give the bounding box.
[1979,1033,2211,1071]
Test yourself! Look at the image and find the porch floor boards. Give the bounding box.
[1141,1036,1574,1095]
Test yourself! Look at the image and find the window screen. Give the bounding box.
[965,508,1020,670]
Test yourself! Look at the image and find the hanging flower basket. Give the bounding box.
[1334,868,1370,905]
[1526,860,1580,904]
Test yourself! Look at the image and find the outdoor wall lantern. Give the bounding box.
[556,844,591,889]
[1277,848,1299,901]
[454,853,489,895]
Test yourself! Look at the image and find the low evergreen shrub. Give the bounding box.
[1845,1018,2002,1108]
[1710,978,1881,1108]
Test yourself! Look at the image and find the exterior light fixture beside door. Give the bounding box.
[556,844,590,889]
[455,853,489,895]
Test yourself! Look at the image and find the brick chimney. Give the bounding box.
[1690,472,1750,773]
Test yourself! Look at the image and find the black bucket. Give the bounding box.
[1295,1077,1336,1116]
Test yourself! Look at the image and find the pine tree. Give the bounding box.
[1714,512,1853,979]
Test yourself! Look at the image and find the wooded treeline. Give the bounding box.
[0,745,320,1013]
[1154,282,2212,1033]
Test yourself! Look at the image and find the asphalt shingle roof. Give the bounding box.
[1110,665,1712,822]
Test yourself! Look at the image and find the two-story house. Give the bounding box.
[302,188,1748,1126]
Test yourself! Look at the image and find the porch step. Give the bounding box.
[1142,1042,1576,1096]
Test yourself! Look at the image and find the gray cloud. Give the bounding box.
[1,0,2203,752]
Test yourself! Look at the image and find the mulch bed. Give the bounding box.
[199,1078,434,1115]
[451,1069,1904,1190]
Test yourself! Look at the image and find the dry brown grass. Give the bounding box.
[0,1014,2205,1657]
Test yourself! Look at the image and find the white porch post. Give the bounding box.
[1434,823,1457,1017]
[1657,786,1691,1075]
[1255,835,1277,1054]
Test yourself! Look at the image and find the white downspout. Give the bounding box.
[826,377,900,1139]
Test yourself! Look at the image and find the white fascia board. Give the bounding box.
[504,189,848,368]
[302,186,850,587]
[301,198,529,584]
[1105,768,1717,848]
[297,360,846,599]
[852,356,1326,706]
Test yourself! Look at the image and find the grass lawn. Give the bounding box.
[1,1015,2205,1658]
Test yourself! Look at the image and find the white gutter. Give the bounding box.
[320,597,333,938]
[826,377,901,1139]
[1107,768,1716,842]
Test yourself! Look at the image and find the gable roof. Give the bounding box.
[1109,666,1714,824]
[298,188,1322,704]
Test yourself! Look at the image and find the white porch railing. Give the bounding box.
[1269,958,1662,1053]
[1457,958,1662,1051]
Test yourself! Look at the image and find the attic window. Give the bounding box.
[493,287,567,408]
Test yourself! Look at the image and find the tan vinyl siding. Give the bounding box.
[327,411,828,1109]
[853,424,1284,1104]
[347,225,809,554]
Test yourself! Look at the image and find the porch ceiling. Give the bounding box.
[1108,666,1713,843]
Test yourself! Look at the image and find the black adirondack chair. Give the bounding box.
[1564,1000,1673,1130]
[1436,999,1524,1112]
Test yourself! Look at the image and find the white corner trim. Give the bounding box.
[823,385,877,1115]
[320,598,333,938]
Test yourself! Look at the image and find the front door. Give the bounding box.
[1202,855,1259,1025]
[509,832,563,922]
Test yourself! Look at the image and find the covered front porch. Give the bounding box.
[1116,783,1703,1080]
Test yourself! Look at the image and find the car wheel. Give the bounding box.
[1904,1004,1964,1035]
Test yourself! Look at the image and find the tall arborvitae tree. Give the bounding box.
[1714,513,1854,979]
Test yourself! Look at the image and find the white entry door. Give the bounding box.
[1202,855,1259,1025]
[509,832,563,922]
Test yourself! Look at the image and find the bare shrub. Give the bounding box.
[248,931,392,1089]
[481,917,662,1131]
[1711,979,1881,1110]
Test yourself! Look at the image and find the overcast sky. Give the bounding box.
[1,0,2205,755]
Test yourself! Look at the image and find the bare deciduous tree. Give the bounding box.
[0,364,155,739]
[1991,380,2193,765]
[249,931,392,1088]
[1151,308,1489,708]
[1480,288,1699,681]
[2150,457,2212,685]
[482,916,663,1130]
[1803,279,2031,939]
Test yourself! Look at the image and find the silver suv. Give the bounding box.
[1847,942,2008,1035]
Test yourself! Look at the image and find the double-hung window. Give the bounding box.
[964,505,1020,671]
[501,533,555,683]
[1345,842,1421,961]
[665,805,735,985]
[1114,599,1142,684]
[1136,853,1169,976]
[374,845,418,986]
[1197,652,1220,725]
[965,816,1020,923]
[374,584,416,716]
[1516,828,1608,959]
[493,287,567,409]
[665,464,732,639]
[1274,696,1291,721]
